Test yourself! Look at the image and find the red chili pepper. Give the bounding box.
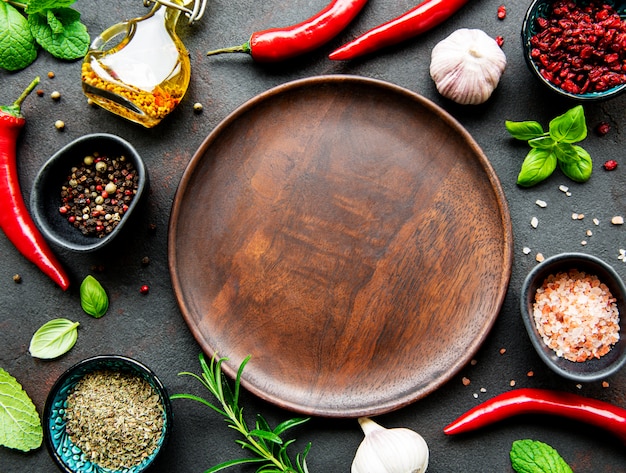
[444,388,626,444]
[329,0,471,61]
[0,78,70,290]
[206,0,369,62]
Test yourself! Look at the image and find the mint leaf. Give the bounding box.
[28,7,89,60]
[0,3,38,71]
[0,367,43,452]
[510,439,573,473]
[25,0,77,15]
[517,148,557,187]
[549,105,587,143]
[29,318,80,359]
[80,275,109,318]
[505,120,545,141]
[559,145,592,182]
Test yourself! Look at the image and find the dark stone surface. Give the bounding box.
[1,1,625,471]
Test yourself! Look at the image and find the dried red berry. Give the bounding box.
[496,35,504,47]
[604,159,618,170]
[595,121,611,136]
[140,284,150,294]
[497,5,506,20]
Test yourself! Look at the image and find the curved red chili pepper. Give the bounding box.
[444,388,626,444]
[206,0,369,62]
[0,78,70,290]
[329,0,471,60]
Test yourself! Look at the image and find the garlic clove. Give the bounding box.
[429,28,506,105]
[351,417,429,473]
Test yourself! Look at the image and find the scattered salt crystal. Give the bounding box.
[581,240,587,246]
[586,230,593,236]
[510,380,516,387]
[611,216,624,225]
[535,199,547,208]
[473,393,479,399]
[531,217,539,228]
[523,247,532,255]
[536,253,545,262]
[593,218,600,226]
[559,185,569,193]
[480,387,487,393]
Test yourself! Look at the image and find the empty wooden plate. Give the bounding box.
[168,75,513,417]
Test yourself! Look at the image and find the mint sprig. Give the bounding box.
[506,105,592,187]
[0,0,89,71]
[510,439,573,473]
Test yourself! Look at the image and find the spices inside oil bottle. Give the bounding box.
[81,0,191,128]
[64,369,165,470]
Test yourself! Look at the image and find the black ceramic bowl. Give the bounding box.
[522,0,626,101]
[43,355,172,473]
[521,253,626,382]
[31,133,148,252]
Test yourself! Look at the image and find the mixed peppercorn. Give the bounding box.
[529,0,626,94]
[59,153,139,238]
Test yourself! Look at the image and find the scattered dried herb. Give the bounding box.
[0,367,43,452]
[29,318,79,359]
[65,369,165,470]
[172,354,311,473]
[80,275,108,318]
[506,105,592,187]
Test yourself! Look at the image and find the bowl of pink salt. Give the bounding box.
[521,252,626,382]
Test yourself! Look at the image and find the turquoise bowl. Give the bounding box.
[43,355,172,473]
[522,0,626,101]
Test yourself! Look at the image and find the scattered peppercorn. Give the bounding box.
[47,71,55,79]
[140,284,150,295]
[595,121,611,136]
[55,120,65,130]
[51,91,61,101]
[36,89,44,97]
[604,159,618,171]
[12,274,22,283]
[193,102,203,113]
[148,223,157,233]
[141,256,151,267]
[497,5,506,19]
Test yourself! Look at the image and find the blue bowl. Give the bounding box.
[31,133,148,253]
[43,355,172,473]
[520,253,626,382]
[522,0,626,101]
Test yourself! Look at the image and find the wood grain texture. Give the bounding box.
[168,75,513,417]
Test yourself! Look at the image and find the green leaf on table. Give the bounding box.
[517,148,557,187]
[553,142,578,164]
[510,439,573,473]
[0,367,43,451]
[80,275,109,318]
[559,145,593,182]
[0,2,38,71]
[25,0,77,15]
[29,318,79,359]
[505,120,545,141]
[28,8,89,60]
[528,135,554,149]
[549,105,587,143]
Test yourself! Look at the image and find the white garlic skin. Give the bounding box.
[351,417,429,473]
[429,28,506,105]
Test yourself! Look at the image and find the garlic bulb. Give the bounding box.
[351,417,429,473]
[429,28,506,105]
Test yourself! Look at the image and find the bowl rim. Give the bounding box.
[520,252,626,382]
[30,133,148,253]
[43,354,172,473]
[521,0,626,101]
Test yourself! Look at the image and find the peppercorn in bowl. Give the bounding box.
[30,133,148,252]
[522,0,626,101]
[43,355,172,473]
[520,253,626,382]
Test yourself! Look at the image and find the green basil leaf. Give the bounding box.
[549,105,587,143]
[0,368,43,451]
[25,0,77,15]
[559,145,593,182]
[517,148,557,187]
[553,142,578,163]
[29,318,79,359]
[505,120,545,141]
[28,8,89,60]
[80,275,109,318]
[0,2,38,71]
[528,135,554,149]
[510,439,573,473]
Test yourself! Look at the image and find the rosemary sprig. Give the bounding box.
[171,354,311,473]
